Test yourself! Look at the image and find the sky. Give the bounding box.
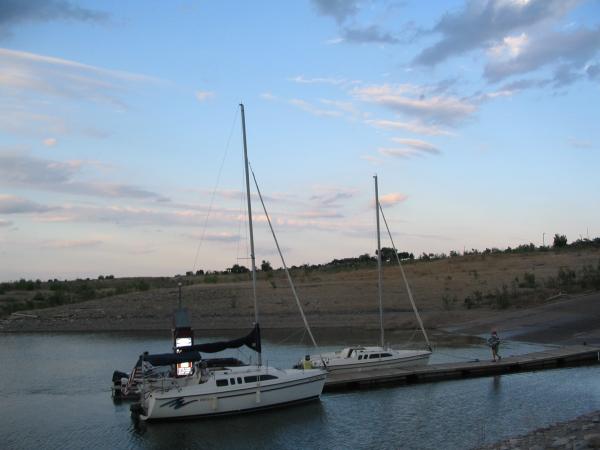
[0,0,599,281]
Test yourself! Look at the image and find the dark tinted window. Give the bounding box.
[358,355,363,360]
[260,374,278,381]
[230,378,236,385]
[369,354,380,359]
[216,379,228,387]
[381,353,392,358]
[237,377,242,384]
[244,376,257,383]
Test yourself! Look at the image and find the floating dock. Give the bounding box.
[323,345,600,392]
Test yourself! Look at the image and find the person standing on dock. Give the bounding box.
[488,330,502,362]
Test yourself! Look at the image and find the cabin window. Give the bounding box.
[237,377,242,384]
[244,376,258,383]
[381,353,392,358]
[369,354,380,359]
[230,378,236,385]
[216,379,228,387]
[260,374,278,381]
[358,355,363,360]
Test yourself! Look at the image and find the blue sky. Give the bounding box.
[1,0,599,281]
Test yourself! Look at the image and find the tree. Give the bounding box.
[553,234,568,248]
[229,264,249,274]
[261,260,273,272]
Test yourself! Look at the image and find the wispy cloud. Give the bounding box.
[379,192,408,207]
[390,138,440,154]
[289,98,342,117]
[0,47,158,112]
[195,90,214,102]
[365,118,452,136]
[0,0,109,40]
[0,218,13,227]
[43,137,58,147]
[41,239,103,249]
[0,194,55,214]
[0,152,169,202]
[568,137,593,149]
[309,186,358,207]
[354,84,476,126]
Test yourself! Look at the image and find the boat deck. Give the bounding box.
[323,344,600,392]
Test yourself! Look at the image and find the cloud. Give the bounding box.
[0,152,169,201]
[341,25,399,44]
[289,98,342,117]
[568,138,593,149]
[43,137,57,147]
[354,84,476,126]
[390,138,440,154]
[0,47,157,112]
[260,92,277,101]
[289,75,349,85]
[0,218,13,227]
[379,192,408,206]
[0,194,55,214]
[484,26,600,82]
[41,239,103,249]
[414,0,580,66]
[365,118,452,136]
[311,0,360,24]
[195,90,214,102]
[0,0,109,40]
[310,186,357,207]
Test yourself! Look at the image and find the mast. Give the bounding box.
[379,203,432,351]
[240,103,261,366]
[374,175,384,348]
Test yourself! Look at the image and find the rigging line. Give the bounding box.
[191,108,239,274]
[249,163,319,350]
[235,176,245,264]
[378,202,432,351]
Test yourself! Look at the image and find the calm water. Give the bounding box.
[1,332,599,450]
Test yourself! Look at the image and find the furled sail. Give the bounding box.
[186,324,261,354]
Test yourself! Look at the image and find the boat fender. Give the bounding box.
[211,396,218,411]
[255,390,261,404]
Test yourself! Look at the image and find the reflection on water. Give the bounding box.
[0,332,599,450]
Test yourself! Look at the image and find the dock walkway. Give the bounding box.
[323,345,600,392]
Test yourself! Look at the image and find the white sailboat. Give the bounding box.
[302,175,432,373]
[134,104,326,421]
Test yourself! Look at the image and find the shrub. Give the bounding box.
[204,275,218,284]
[520,272,536,288]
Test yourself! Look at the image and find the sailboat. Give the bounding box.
[133,104,326,421]
[302,175,432,373]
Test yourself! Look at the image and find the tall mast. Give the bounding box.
[240,103,261,365]
[374,174,384,348]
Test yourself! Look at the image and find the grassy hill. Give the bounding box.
[1,245,599,333]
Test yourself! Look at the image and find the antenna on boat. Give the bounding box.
[240,103,261,366]
[378,202,432,351]
[374,174,385,349]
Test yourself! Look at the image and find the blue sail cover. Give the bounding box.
[186,324,261,354]
[138,324,261,367]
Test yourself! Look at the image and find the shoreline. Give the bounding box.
[478,410,600,450]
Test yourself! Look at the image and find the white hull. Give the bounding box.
[307,347,431,374]
[139,367,326,421]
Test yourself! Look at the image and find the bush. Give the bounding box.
[553,234,568,248]
[520,272,536,288]
[204,275,218,284]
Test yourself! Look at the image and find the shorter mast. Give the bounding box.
[374,175,384,349]
[240,103,261,366]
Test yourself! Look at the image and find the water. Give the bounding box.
[1,332,599,449]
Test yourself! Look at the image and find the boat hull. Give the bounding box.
[311,350,431,374]
[139,372,326,421]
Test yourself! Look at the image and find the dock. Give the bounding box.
[323,345,600,392]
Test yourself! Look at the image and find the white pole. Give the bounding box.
[249,165,319,349]
[240,103,261,366]
[374,175,384,349]
[379,203,432,351]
